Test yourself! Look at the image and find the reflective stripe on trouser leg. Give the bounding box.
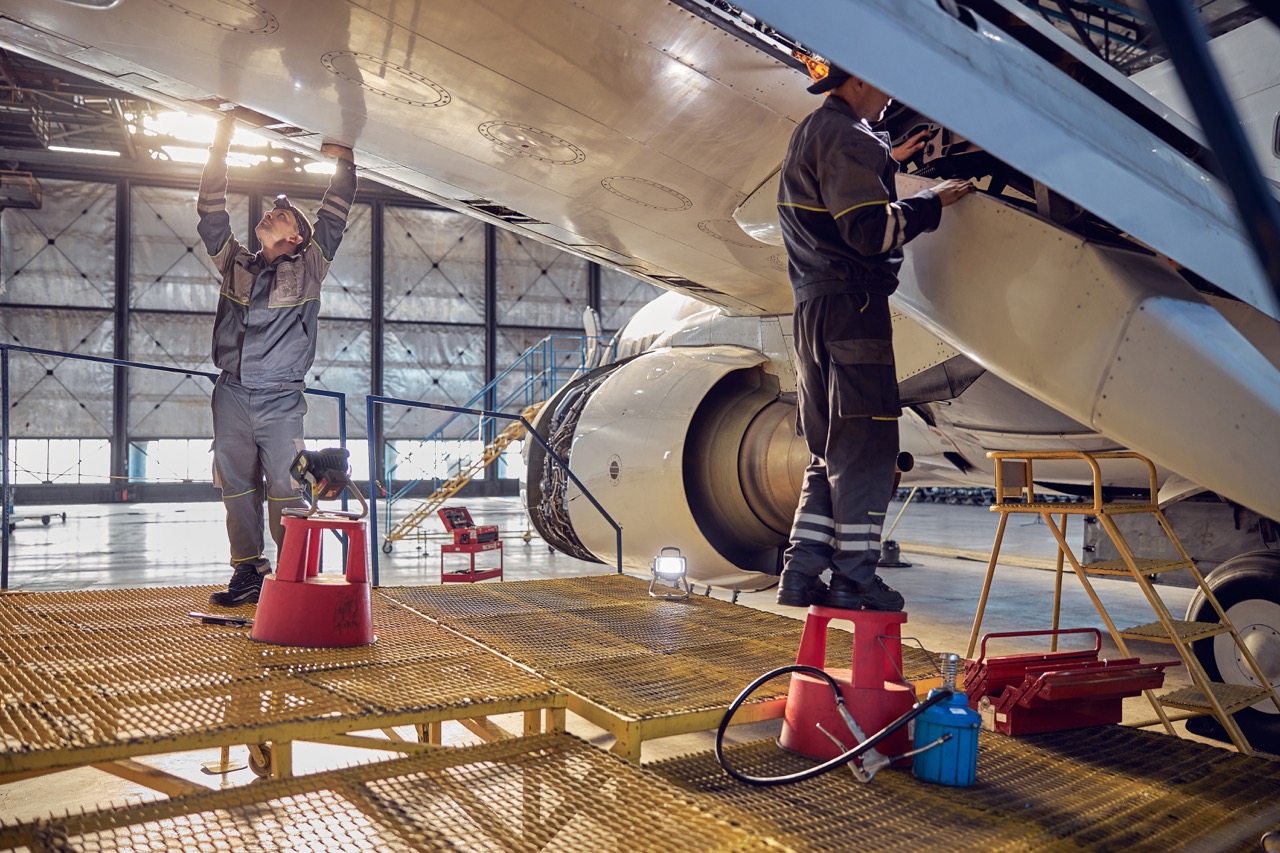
[783,459,836,579]
[212,378,268,572]
[827,415,898,584]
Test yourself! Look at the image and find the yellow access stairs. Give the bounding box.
[967,450,1280,754]
[385,404,542,547]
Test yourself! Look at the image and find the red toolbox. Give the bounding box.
[965,629,1180,736]
[437,506,502,583]
[438,506,499,545]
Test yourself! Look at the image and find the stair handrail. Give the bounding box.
[367,395,622,584]
[381,334,613,535]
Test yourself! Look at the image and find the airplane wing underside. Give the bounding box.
[0,0,809,315]
[3,0,1280,529]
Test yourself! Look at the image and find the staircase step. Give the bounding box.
[993,501,1157,515]
[1081,557,1192,577]
[1159,682,1271,715]
[1120,621,1231,643]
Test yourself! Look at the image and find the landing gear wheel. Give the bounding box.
[247,743,273,778]
[382,541,393,554]
[1186,550,1280,753]
[40,516,50,525]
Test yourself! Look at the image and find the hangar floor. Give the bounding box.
[0,496,1246,833]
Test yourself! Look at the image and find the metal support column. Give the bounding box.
[483,223,498,491]
[2,346,9,589]
[110,179,131,499]
[587,262,601,316]
[247,193,262,254]
[370,199,385,491]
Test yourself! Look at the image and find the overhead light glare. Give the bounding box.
[48,145,119,157]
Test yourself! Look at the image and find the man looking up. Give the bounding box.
[197,111,358,606]
[775,64,972,610]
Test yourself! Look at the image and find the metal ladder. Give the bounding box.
[383,403,542,545]
[966,449,1280,754]
[381,333,612,551]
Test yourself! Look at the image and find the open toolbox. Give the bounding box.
[964,629,1180,735]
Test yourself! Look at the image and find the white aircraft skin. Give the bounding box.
[6,0,1280,743]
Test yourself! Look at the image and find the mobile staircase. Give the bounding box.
[380,334,611,553]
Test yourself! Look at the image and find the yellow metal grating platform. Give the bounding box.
[381,576,940,761]
[0,586,565,782]
[0,734,779,853]
[651,726,1280,852]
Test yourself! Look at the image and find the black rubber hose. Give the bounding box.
[715,664,952,786]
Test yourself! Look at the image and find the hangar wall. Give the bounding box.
[0,167,660,503]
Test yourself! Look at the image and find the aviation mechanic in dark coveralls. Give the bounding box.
[197,111,358,606]
[775,65,972,610]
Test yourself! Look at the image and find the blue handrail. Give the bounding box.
[0,344,347,590]
[381,334,612,540]
[367,394,622,585]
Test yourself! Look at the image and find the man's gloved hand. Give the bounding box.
[320,143,355,163]
[211,110,236,154]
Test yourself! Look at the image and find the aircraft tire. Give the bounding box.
[1186,550,1280,753]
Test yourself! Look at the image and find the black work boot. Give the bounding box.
[857,575,905,611]
[776,572,828,607]
[210,565,266,607]
[826,574,905,611]
[824,574,863,610]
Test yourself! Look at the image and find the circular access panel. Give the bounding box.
[478,121,585,165]
[150,0,278,34]
[322,52,450,108]
[697,219,767,249]
[601,176,692,211]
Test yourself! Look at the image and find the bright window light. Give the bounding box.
[159,145,210,165]
[303,161,336,175]
[157,146,267,167]
[228,152,268,168]
[144,111,269,148]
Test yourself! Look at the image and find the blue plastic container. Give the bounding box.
[912,688,981,786]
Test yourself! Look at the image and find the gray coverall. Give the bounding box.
[776,95,941,585]
[197,142,357,572]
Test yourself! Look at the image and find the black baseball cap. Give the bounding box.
[272,194,312,247]
[807,63,852,95]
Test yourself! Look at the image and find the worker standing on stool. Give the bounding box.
[197,111,358,606]
[775,63,971,610]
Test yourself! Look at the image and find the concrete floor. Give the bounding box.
[0,495,1210,825]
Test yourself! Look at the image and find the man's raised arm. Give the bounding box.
[309,144,358,263]
[196,113,240,272]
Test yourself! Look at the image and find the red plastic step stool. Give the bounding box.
[250,514,375,648]
[965,629,1179,735]
[779,606,916,763]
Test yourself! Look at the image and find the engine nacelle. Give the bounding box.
[524,345,808,590]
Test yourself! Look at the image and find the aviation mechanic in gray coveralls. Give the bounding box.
[775,64,972,611]
[197,111,358,607]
